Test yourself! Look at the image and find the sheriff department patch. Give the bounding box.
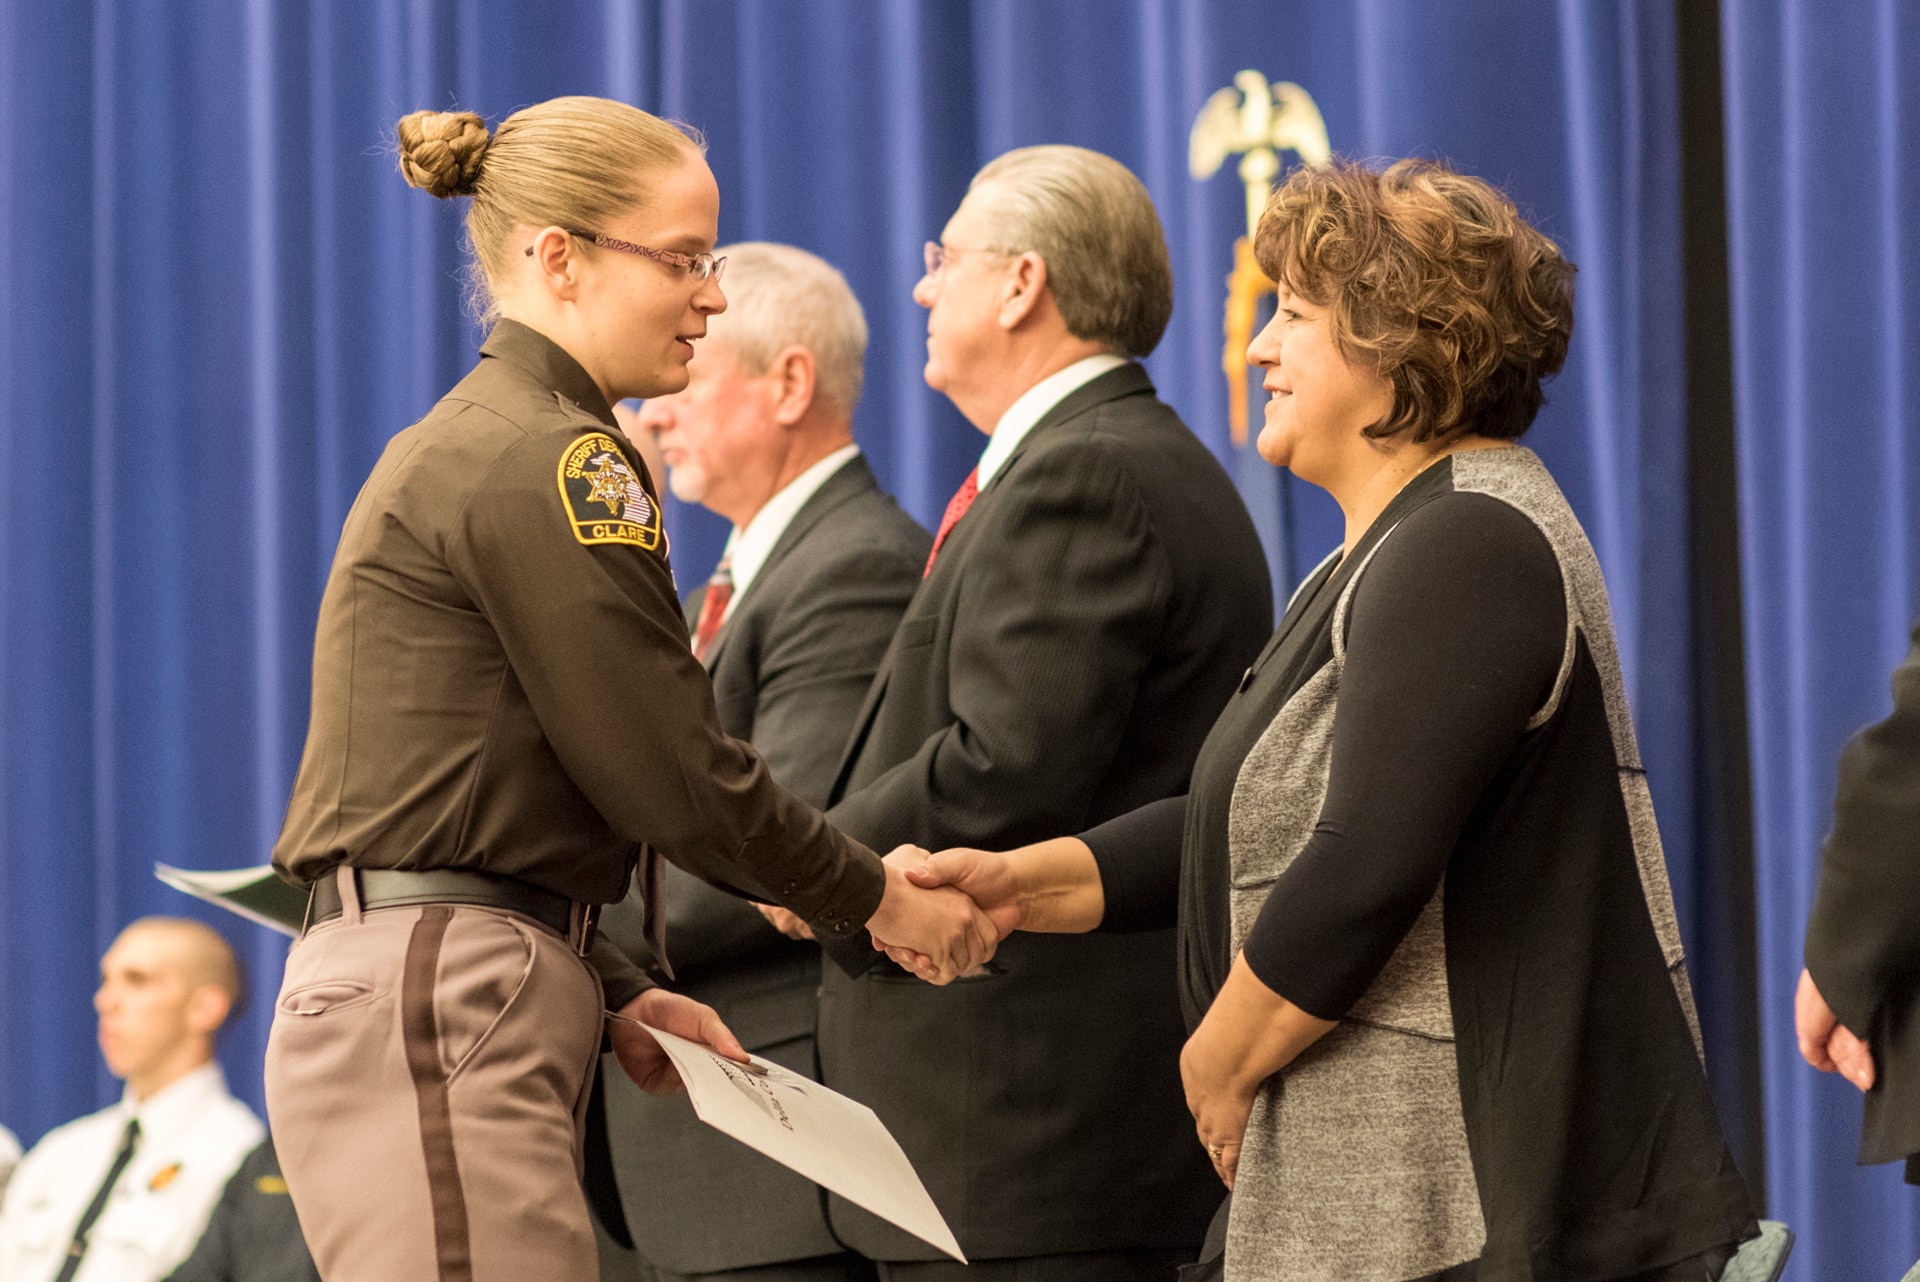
[558,433,664,551]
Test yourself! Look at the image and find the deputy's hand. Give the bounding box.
[609,988,749,1096]
[755,902,815,941]
[865,846,998,984]
[1795,967,1875,1091]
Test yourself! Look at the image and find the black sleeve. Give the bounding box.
[1806,624,1920,1035]
[1081,795,1188,932]
[1242,493,1566,1019]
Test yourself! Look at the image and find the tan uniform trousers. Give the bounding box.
[265,868,605,1281]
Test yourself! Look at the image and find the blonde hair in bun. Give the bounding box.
[395,96,704,322]
[397,110,491,197]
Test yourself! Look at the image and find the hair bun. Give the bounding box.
[396,110,491,198]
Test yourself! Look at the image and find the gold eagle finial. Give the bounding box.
[1190,72,1331,443]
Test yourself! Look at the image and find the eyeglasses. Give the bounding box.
[922,241,1003,278]
[525,230,727,282]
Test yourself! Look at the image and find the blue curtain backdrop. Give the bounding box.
[0,1,1904,1273]
[1724,1,1920,1277]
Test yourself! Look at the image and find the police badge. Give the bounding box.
[558,433,665,551]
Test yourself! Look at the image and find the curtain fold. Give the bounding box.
[1724,1,1920,1275]
[0,0,1832,1257]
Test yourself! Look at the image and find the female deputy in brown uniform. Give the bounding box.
[263,98,994,1281]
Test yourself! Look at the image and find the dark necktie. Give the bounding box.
[54,1115,141,1282]
[924,467,980,577]
[690,555,734,661]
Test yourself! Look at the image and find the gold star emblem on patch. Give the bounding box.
[585,458,631,516]
[558,433,665,552]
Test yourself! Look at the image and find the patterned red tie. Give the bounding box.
[924,468,980,577]
[690,555,733,661]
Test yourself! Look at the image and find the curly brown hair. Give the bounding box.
[1253,158,1576,443]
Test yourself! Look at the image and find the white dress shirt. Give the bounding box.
[715,443,861,625]
[0,1063,263,1282]
[973,353,1128,491]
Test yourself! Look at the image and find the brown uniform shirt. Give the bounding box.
[273,320,885,1006]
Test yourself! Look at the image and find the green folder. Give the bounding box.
[154,863,308,936]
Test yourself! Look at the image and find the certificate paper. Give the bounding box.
[638,1023,965,1262]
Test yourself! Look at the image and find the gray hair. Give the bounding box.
[968,145,1174,359]
[708,242,868,414]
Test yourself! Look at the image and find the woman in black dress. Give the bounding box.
[882,159,1756,1281]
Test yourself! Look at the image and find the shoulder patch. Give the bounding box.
[558,433,665,551]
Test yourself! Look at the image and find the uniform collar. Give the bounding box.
[480,319,618,426]
[975,353,1129,490]
[118,1061,229,1149]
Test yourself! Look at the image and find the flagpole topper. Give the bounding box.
[1190,72,1331,443]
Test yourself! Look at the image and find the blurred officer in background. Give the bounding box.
[0,918,261,1282]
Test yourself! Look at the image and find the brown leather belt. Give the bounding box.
[307,867,594,952]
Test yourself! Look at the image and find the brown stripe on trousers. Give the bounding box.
[403,906,473,1281]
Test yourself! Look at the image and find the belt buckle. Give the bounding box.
[575,903,599,956]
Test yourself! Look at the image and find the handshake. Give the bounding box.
[757,846,1024,984]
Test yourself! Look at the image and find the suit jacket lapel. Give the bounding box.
[992,362,1153,488]
[702,455,875,673]
[906,363,1154,585]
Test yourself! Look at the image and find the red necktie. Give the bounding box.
[924,468,980,577]
[691,555,733,661]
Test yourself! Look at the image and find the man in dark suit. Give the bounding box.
[803,146,1273,1281]
[599,242,930,1282]
[1799,621,1920,1184]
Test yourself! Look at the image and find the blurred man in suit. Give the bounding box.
[803,146,1273,1281]
[1799,622,1920,1184]
[599,241,930,1282]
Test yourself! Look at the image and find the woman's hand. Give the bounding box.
[608,987,749,1095]
[1180,952,1338,1188]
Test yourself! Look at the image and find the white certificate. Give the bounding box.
[637,1023,965,1262]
